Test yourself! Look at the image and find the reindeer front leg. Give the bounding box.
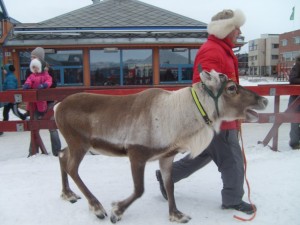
[110,151,147,223]
[159,157,191,223]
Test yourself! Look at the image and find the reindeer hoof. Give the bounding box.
[61,191,81,203]
[110,214,121,224]
[89,203,107,220]
[96,212,107,220]
[169,210,191,223]
[110,202,123,223]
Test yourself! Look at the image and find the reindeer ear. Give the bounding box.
[219,73,228,82]
[200,70,211,82]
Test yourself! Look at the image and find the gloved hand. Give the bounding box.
[37,83,48,89]
[23,84,30,89]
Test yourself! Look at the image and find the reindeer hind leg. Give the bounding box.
[59,147,81,203]
[61,143,107,220]
[159,157,191,223]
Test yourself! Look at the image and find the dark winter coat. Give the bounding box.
[288,56,300,111]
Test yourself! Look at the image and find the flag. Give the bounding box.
[290,6,295,20]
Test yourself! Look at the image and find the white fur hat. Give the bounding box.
[30,58,42,73]
[207,9,246,39]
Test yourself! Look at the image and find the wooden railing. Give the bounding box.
[0,84,299,154]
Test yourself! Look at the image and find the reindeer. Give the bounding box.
[54,70,268,223]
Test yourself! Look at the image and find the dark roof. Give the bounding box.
[22,0,206,28]
[7,0,208,46]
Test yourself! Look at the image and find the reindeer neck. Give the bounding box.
[190,84,222,129]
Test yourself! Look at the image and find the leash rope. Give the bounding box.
[234,124,257,221]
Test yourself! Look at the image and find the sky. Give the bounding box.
[1,77,300,225]
[3,0,300,53]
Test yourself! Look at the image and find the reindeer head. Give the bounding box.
[200,70,268,122]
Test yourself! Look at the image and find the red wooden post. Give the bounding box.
[28,102,48,155]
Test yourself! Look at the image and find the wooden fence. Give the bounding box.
[0,84,299,154]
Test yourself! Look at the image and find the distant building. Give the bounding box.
[278,29,300,76]
[236,53,248,75]
[248,30,300,78]
[248,34,279,76]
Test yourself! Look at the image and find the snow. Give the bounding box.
[1,77,300,225]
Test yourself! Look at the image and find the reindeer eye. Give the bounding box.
[226,84,238,94]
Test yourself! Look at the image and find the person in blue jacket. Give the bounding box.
[1,64,27,125]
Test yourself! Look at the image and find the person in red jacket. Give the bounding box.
[23,58,53,113]
[156,9,256,215]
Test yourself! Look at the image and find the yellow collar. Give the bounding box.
[190,87,212,125]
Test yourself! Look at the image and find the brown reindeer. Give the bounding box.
[55,70,268,223]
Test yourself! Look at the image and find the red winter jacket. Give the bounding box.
[192,35,239,130]
[24,71,53,113]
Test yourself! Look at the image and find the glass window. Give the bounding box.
[159,48,197,84]
[19,51,31,84]
[47,50,83,86]
[19,50,83,86]
[294,36,300,44]
[283,52,293,61]
[90,49,121,86]
[281,39,288,46]
[122,49,153,85]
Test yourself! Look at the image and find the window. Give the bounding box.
[271,55,279,60]
[294,36,300,45]
[272,44,279,48]
[292,51,300,60]
[90,49,121,86]
[19,50,83,86]
[122,49,153,85]
[281,39,288,46]
[249,55,258,61]
[19,51,32,83]
[47,50,83,86]
[159,48,197,84]
[90,49,153,86]
[283,52,293,61]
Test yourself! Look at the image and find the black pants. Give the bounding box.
[2,103,26,121]
[288,95,300,146]
[172,130,244,206]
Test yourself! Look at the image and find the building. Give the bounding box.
[1,0,246,87]
[248,34,279,76]
[278,29,300,75]
[248,30,300,78]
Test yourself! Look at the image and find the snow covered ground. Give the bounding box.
[1,77,300,225]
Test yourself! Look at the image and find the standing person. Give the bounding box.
[44,65,61,156]
[288,55,300,149]
[31,47,61,156]
[156,9,256,214]
[23,58,52,113]
[2,64,27,122]
[24,47,61,156]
